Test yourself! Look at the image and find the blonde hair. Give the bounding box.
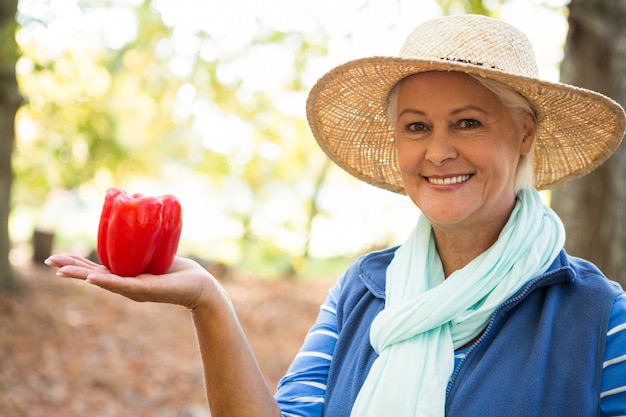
[387,73,537,191]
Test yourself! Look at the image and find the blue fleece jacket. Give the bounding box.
[322,248,623,417]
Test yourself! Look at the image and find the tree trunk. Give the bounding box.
[551,0,626,285]
[0,0,20,292]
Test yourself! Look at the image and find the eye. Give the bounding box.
[458,119,481,129]
[406,122,429,132]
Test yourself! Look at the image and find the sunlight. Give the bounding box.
[13,0,569,260]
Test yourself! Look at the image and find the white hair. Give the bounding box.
[387,73,537,191]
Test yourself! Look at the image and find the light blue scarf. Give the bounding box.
[350,188,565,416]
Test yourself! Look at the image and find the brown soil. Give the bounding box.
[0,261,334,417]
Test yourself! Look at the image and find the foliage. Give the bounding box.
[436,0,506,15]
[14,0,331,275]
[10,0,566,278]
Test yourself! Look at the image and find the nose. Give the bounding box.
[424,130,457,166]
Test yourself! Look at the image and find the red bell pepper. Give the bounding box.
[96,187,182,277]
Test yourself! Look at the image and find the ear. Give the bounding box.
[519,112,536,156]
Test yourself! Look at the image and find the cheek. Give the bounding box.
[395,143,420,174]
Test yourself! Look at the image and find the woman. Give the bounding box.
[46,14,626,417]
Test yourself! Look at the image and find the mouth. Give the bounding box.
[426,174,472,185]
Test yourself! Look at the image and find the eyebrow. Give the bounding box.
[450,105,489,116]
[397,105,489,118]
[397,108,426,118]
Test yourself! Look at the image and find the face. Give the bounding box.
[393,71,535,234]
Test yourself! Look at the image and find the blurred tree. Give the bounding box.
[13,0,614,283]
[551,0,626,286]
[14,1,185,204]
[13,0,330,276]
[0,0,20,292]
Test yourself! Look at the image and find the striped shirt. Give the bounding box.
[275,278,626,417]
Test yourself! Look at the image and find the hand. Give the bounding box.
[45,254,228,311]
[46,253,282,417]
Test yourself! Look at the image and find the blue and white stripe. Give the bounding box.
[276,275,343,417]
[600,294,626,416]
[275,280,626,416]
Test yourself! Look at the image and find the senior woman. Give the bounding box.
[46,14,626,417]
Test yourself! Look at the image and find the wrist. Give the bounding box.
[188,279,235,319]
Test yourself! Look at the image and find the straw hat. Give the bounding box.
[306,14,626,193]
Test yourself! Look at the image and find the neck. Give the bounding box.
[432,215,510,278]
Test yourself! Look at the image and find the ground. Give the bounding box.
[0,260,335,417]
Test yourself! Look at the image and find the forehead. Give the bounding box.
[394,71,509,117]
[398,71,498,99]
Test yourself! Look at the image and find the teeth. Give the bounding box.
[428,175,470,185]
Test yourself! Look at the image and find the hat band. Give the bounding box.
[441,56,502,71]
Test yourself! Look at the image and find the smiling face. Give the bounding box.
[393,71,535,236]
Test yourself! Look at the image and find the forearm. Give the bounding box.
[191,300,282,417]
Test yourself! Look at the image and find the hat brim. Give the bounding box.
[306,56,626,193]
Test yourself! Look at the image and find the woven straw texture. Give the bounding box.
[306,14,626,193]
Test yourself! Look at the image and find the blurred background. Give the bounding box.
[2,0,625,416]
[4,0,571,280]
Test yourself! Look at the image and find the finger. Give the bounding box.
[46,254,106,270]
[166,256,205,273]
[85,272,172,303]
[56,265,96,280]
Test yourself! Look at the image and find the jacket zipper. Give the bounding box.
[445,266,570,398]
